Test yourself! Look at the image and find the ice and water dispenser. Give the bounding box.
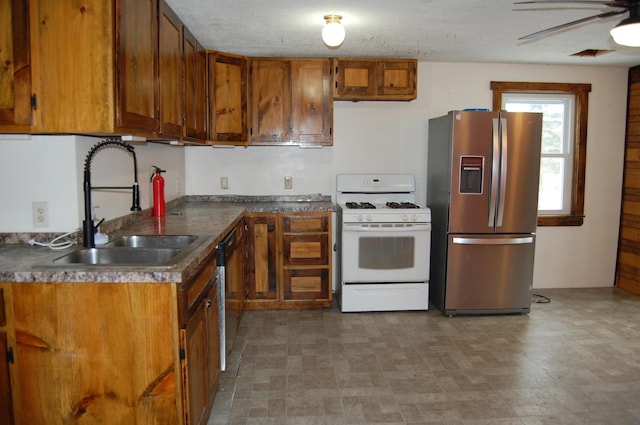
[459,156,484,194]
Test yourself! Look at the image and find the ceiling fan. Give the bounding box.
[515,0,640,46]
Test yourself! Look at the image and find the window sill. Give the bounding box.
[538,215,584,227]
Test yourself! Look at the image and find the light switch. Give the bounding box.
[284,176,293,189]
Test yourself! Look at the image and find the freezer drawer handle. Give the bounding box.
[452,236,534,245]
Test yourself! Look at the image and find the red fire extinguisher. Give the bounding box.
[151,166,166,217]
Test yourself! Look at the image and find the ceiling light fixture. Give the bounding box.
[610,9,640,47]
[322,14,345,47]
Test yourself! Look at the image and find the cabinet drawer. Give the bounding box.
[283,268,330,300]
[282,214,329,233]
[178,253,218,326]
[283,234,329,266]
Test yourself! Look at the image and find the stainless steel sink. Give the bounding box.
[52,248,182,266]
[105,234,199,248]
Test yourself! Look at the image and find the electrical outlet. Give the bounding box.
[220,176,229,190]
[32,201,49,228]
[284,176,293,189]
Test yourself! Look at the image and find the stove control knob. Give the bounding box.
[402,214,409,221]
[411,214,418,222]
[366,215,373,222]
[357,214,364,222]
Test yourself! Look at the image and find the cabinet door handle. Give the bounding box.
[206,299,213,308]
[267,224,275,232]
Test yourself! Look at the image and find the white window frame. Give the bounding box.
[502,93,575,215]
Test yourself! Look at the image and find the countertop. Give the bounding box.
[0,197,336,284]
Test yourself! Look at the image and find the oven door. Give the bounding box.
[341,222,431,283]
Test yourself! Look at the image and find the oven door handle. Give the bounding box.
[343,223,431,232]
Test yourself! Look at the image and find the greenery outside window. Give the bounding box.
[491,81,592,226]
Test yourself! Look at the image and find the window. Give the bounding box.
[491,81,591,226]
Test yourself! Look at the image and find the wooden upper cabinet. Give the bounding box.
[0,0,208,142]
[208,52,248,145]
[158,0,184,139]
[184,28,207,142]
[116,0,159,134]
[250,58,332,146]
[334,58,417,101]
[0,0,31,132]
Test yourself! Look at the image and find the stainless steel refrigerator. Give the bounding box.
[427,110,543,315]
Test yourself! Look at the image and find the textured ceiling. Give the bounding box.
[164,0,640,67]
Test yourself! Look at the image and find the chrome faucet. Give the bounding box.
[83,138,141,248]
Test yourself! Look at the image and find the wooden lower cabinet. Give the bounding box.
[0,254,221,425]
[245,212,332,309]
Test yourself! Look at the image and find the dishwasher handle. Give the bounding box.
[218,227,237,265]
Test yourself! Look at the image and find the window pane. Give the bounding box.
[538,157,565,211]
[504,101,565,154]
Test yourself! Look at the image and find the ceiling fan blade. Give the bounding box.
[518,10,626,40]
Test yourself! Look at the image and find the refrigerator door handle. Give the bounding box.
[452,236,534,245]
[489,118,500,227]
[497,117,508,227]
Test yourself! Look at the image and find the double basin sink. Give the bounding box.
[52,235,201,267]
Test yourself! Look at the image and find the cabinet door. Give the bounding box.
[158,0,184,138]
[291,59,332,146]
[208,52,248,144]
[250,59,291,145]
[182,299,208,425]
[183,27,207,142]
[378,60,417,99]
[246,215,278,300]
[0,331,14,425]
[11,283,179,424]
[0,287,15,425]
[0,0,31,131]
[116,0,159,133]
[334,59,376,99]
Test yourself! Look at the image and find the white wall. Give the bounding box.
[185,61,629,289]
[0,135,185,232]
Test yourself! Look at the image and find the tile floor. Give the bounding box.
[207,288,640,424]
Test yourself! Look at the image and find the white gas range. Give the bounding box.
[336,174,431,312]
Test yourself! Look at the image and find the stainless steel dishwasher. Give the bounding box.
[217,223,245,371]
